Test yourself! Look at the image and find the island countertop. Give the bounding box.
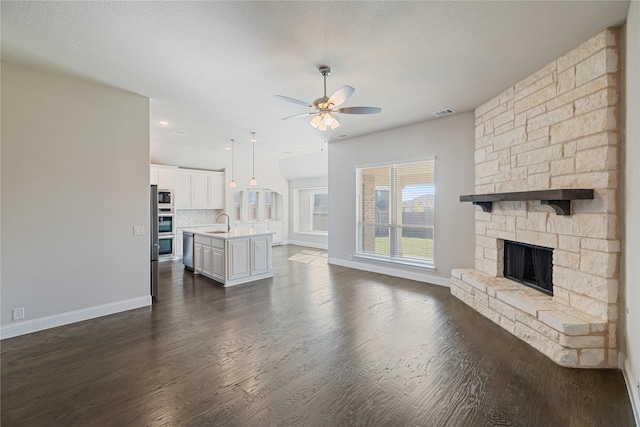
[181,227,274,240]
[184,226,274,287]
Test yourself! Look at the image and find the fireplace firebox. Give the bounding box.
[503,240,553,296]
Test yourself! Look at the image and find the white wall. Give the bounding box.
[289,177,329,249]
[622,0,640,419]
[1,62,151,338]
[328,113,476,286]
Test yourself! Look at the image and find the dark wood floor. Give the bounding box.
[1,245,635,426]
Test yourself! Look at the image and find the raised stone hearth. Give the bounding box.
[451,28,620,368]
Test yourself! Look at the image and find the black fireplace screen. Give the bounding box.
[503,240,553,296]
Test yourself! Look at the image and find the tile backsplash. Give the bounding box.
[175,209,224,227]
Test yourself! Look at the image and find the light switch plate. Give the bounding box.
[133,225,145,235]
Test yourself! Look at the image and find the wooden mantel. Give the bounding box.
[459,189,594,215]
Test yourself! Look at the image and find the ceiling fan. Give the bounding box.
[275,66,381,131]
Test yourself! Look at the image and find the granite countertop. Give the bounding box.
[181,227,274,240]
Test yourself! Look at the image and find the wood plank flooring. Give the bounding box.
[1,245,635,426]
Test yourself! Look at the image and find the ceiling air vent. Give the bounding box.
[172,130,188,136]
[433,108,455,117]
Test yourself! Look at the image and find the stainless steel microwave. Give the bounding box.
[158,189,173,208]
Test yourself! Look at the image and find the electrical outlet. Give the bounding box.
[12,307,25,321]
[133,225,145,235]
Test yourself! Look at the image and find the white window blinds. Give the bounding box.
[356,159,435,267]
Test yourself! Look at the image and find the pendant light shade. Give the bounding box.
[229,138,237,188]
[249,131,258,186]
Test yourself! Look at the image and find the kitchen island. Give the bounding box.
[182,227,274,287]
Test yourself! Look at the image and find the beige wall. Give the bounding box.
[1,62,151,337]
[328,112,476,286]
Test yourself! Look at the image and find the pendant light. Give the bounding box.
[228,139,237,188]
[249,131,258,186]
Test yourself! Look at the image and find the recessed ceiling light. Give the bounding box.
[172,130,188,136]
[159,121,169,125]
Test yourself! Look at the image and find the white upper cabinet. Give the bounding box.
[190,172,209,208]
[207,173,225,209]
[174,171,191,209]
[173,168,225,210]
[150,165,177,189]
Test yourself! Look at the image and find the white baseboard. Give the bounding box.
[285,240,328,250]
[0,296,151,340]
[620,353,640,426]
[328,257,451,287]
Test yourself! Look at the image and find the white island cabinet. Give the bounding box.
[187,227,273,287]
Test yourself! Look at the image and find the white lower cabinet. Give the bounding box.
[194,242,203,272]
[251,236,270,275]
[268,222,284,245]
[227,238,250,280]
[202,245,213,276]
[191,231,272,287]
[211,248,225,280]
[234,221,284,245]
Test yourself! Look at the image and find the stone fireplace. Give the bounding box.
[451,28,620,368]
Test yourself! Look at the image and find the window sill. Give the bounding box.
[293,231,328,236]
[354,254,435,271]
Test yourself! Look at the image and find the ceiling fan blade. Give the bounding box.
[328,85,355,107]
[336,106,382,114]
[281,112,316,120]
[274,95,312,108]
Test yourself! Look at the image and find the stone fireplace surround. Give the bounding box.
[451,28,620,369]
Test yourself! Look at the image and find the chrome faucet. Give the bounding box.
[217,213,231,232]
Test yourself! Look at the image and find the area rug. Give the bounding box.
[288,249,328,267]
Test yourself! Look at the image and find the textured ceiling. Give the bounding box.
[1,1,630,160]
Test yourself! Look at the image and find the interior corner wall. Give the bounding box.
[1,61,151,338]
[327,112,476,286]
[289,177,329,249]
[622,0,640,419]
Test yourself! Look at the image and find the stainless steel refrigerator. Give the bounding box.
[150,185,159,299]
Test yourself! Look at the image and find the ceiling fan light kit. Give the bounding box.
[275,66,381,132]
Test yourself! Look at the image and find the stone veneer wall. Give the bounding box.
[451,28,620,368]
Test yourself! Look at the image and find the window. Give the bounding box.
[311,193,328,232]
[293,187,328,235]
[234,192,242,221]
[248,190,258,220]
[264,190,274,220]
[356,159,435,267]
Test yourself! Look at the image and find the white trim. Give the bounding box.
[0,296,151,340]
[354,253,435,270]
[295,231,328,236]
[354,155,436,170]
[620,352,640,426]
[286,240,328,250]
[328,257,450,287]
